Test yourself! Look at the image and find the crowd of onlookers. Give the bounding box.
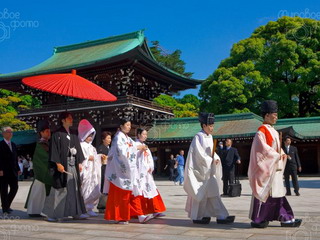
[17,154,33,181]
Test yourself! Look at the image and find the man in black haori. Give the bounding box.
[43,112,88,222]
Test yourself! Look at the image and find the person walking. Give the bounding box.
[184,112,235,224]
[164,154,177,181]
[0,126,20,214]
[248,100,302,228]
[174,150,185,186]
[43,112,88,222]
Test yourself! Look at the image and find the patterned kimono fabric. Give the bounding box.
[134,140,166,215]
[104,131,144,221]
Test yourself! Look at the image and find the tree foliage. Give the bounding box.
[0,89,41,130]
[200,17,320,117]
[153,94,199,118]
[150,41,193,77]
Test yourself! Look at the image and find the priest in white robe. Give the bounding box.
[184,112,235,224]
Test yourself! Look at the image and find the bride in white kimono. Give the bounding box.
[184,112,235,224]
[78,119,101,217]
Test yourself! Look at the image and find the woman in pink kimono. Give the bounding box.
[248,100,302,228]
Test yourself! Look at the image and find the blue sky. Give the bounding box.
[0,0,319,97]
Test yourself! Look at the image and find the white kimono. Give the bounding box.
[184,130,229,220]
[105,131,137,191]
[80,141,101,210]
[133,141,158,199]
[78,120,101,211]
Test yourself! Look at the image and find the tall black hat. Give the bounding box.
[198,112,215,125]
[261,100,278,114]
[37,120,50,133]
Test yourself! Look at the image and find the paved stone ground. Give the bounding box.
[1,177,319,240]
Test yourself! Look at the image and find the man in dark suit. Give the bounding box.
[0,126,20,214]
[283,136,302,196]
[221,139,241,196]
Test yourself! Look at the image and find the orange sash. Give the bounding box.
[258,125,273,147]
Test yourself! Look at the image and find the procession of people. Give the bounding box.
[0,100,303,228]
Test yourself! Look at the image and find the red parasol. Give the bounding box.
[22,69,117,102]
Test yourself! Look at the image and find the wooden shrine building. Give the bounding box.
[0,30,201,141]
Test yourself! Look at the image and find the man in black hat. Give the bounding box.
[248,100,301,228]
[25,120,53,217]
[183,112,235,224]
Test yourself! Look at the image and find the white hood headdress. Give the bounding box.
[78,119,96,143]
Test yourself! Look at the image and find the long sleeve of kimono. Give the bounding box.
[80,142,90,168]
[248,131,280,202]
[33,143,52,185]
[74,135,85,164]
[192,135,213,170]
[184,135,213,202]
[147,149,154,172]
[49,133,61,164]
[116,138,130,160]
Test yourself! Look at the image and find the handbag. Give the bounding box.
[97,194,108,213]
[228,165,242,197]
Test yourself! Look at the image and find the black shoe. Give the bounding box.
[281,219,302,228]
[217,216,235,224]
[286,192,291,196]
[251,221,269,228]
[193,217,211,224]
[28,214,43,218]
[2,209,10,214]
[295,192,300,196]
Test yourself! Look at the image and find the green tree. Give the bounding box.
[153,94,199,117]
[150,41,193,77]
[0,89,41,130]
[200,17,320,117]
[178,94,200,110]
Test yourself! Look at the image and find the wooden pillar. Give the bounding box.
[156,145,162,175]
[317,143,320,174]
[95,124,101,148]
